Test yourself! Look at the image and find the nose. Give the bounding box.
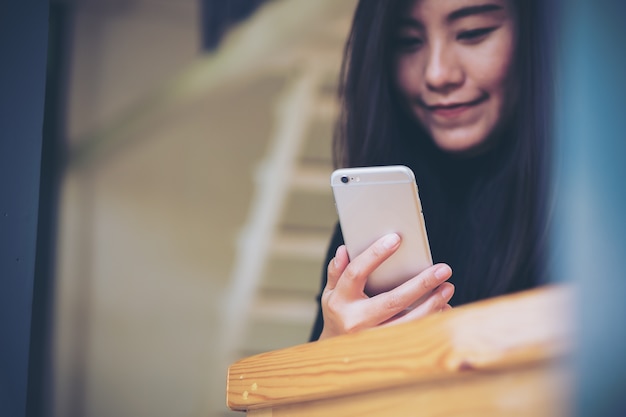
[424,43,464,94]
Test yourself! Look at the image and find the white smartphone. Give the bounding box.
[331,165,433,296]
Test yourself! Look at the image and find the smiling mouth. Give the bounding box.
[422,94,488,117]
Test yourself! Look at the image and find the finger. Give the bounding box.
[335,233,401,296]
[385,282,455,327]
[360,263,453,327]
[325,245,349,291]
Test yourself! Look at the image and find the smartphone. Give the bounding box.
[331,165,433,296]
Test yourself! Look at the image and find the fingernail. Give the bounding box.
[381,233,400,249]
[434,264,451,279]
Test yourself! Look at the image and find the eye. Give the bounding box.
[394,35,424,52]
[457,26,499,43]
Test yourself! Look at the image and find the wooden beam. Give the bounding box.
[227,285,573,415]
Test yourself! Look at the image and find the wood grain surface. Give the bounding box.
[227,285,574,414]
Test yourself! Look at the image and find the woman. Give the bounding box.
[310,0,553,340]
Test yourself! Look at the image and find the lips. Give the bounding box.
[423,94,488,118]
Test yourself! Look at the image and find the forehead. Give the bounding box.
[401,0,511,22]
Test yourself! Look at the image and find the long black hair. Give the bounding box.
[332,0,553,305]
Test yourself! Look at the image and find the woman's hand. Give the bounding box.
[318,233,454,340]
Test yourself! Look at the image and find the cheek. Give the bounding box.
[472,33,516,96]
[394,56,421,99]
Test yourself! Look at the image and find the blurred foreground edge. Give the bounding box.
[227,285,573,417]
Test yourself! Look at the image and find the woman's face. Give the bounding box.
[393,0,517,153]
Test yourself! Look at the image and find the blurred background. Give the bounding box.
[46,0,356,416]
[3,1,626,417]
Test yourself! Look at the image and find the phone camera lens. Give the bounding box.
[341,176,349,184]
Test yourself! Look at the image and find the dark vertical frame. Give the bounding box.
[27,3,73,417]
[554,0,626,416]
[0,1,50,417]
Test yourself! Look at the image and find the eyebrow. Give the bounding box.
[397,4,504,31]
[397,17,424,31]
[447,4,503,22]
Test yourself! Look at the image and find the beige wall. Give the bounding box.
[53,1,356,416]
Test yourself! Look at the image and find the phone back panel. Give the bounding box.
[331,166,433,295]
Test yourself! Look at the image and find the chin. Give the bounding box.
[431,135,486,155]
[428,126,495,157]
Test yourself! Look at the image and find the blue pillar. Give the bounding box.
[554,0,626,415]
[0,1,50,417]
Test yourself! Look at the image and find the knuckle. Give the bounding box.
[342,317,361,334]
[322,295,364,335]
[383,293,403,311]
[421,273,435,291]
[325,294,342,314]
[370,243,386,259]
[342,263,362,282]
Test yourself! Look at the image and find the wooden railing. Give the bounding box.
[227,285,574,416]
